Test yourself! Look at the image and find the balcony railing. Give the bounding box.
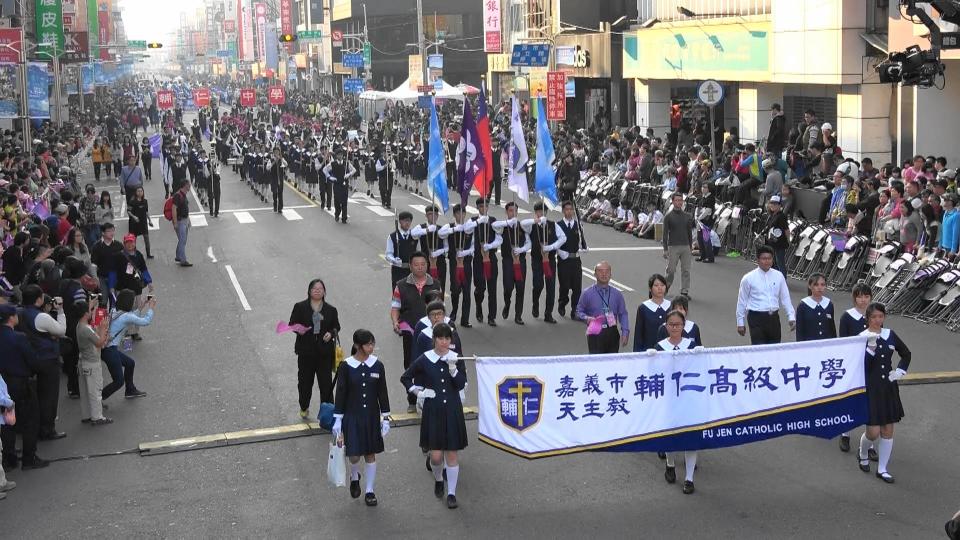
[637,0,771,22]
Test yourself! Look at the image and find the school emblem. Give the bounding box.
[497,377,544,433]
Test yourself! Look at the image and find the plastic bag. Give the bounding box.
[327,442,346,488]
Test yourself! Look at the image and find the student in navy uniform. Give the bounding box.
[525,202,566,323]
[471,198,503,326]
[385,212,419,290]
[557,201,584,319]
[837,283,875,456]
[633,274,672,352]
[411,205,449,294]
[331,329,391,506]
[413,291,447,336]
[401,323,467,509]
[655,294,702,346]
[795,273,836,342]
[442,205,477,327]
[494,202,531,325]
[654,310,699,494]
[413,301,463,365]
[856,303,911,484]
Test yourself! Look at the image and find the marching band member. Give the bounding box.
[557,201,585,319]
[331,329,391,507]
[493,202,530,325]
[441,205,477,327]
[837,283,875,455]
[857,303,911,484]
[472,198,502,327]
[654,310,699,495]
[525,202,566,323]
[385,211,419,288]
[323,149,357,224]
[400,323,468,509]
[795,273,836,342]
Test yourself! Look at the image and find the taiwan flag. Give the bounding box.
[475,82,494,199]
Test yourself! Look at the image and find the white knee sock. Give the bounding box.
[446,465,459,496]
[665,453,675,468]
[364,462,376,493]
[859,433,872,462]
[350,462,361,481]
[877,437,893,474]
[684,452,698,482]
[431,459,444,482]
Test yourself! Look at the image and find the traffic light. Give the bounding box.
[280,34,297,43]
[147,42,163,49]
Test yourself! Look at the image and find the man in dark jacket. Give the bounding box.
[0,303,49,470]
[762,195,790,274]
[558,154,579,203]
[766,103,787,158]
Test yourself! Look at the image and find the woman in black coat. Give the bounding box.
[288,279,341,417]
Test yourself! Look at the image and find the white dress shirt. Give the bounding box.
[735,267,796,327]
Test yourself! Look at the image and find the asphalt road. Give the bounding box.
[2,119,958,539]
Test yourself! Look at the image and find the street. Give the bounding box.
[2,141,958,539]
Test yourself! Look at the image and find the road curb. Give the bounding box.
[139,406,479,456]
[900,371,960,385]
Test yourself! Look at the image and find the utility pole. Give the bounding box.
[18,27,31,157]
[415,0,427,86]
[363,3,371,82]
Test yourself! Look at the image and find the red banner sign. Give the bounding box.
[0,29,22,64]
[156,90,175,110]
[280,0,294,52]
[239,88,257,107]
[546,71,567,121]
[193,88,211,108]
[267,86,286,105]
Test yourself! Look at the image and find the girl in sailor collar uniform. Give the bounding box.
[856,303,911,484]
[655,294,702,346]
[633,274,672,352]
[331,329,391,507]
[654,310,700,495]
[413,300,462,363]
[795,273,837,342]
[837,283,873,454]
[400,323,467,509]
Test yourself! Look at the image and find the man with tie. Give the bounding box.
[525,202,566,323]
[576,261,629,354]
[385,212,419,290]
[493,202,531,325]
[472,198,503,327]
[556,201,585,320]
[735,245,797,344]
[411,205,450,294]
[441,205,477,327]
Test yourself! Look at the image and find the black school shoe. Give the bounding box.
[839,435,851,452]
[434,480,444,498]
[365,493,378,506]
[682,481,695,495]
[664,465,676,484]
[350,475,362,498]
[446,494,458,509]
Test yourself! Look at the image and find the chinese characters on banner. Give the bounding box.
[267,86,286,105]
[156,89,174,110]
[192,88,211,108]
[546,71,567,121]
[98,0,111,60]
[0,29,22,63]
[27,62,50,119]
[35,0,65,58]
[476,337,869,458]
[280,0,294,52]
[254,3,267,62]
[239,88,257,107]
[483,0,502,52]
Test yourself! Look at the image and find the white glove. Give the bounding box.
[430,248,446,258]
[693,346,704,351]
[513,247,525,255]
[427,224,437,233]
[558,249,569,260]
[420,389,436,399]
[507,217,517,227]
[478,215,489,224]
[888,368,906,382]
[381,419,391,437]
[331,417,342,440]
[543,244,555,252]
[446,357,459,373]
[865,332,879,348]
[645,348,657,356]
[538,216,547,225]
[453,224,464,232]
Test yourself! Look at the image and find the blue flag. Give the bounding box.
[427,98,450,213]
[457,99,486,201]
[149,134,163,159]
[535,99,558,205]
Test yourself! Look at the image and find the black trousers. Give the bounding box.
[320,181,333,209]
[747,310,782,345]
[272,184,284,212]
[378,173,392,207]
[449,256,473,325]
[297,351,333,411]
[473,254,498,320]
[502,255,526,318]
[63,339,80,395]
[401,333,416,405]
[142,156,152,179]
[485,176,502,206]
[557,257,583,316]
[587,326,621,354]
[210,186,221,216]
[35,362,60,435]
[531,255,557,317]
[0,375,39,462]
[333,184,349,221]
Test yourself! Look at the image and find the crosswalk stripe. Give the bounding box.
[234,211,256,224]
[366,205,395,217]
[189,214,208,227]
[281,209,303,221]
[147,219,160,231]
[410,204,427,214]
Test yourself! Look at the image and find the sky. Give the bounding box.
[118,0,196,42]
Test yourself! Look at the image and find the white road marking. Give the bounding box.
[206,246,218,263]
[323,207,335,217]
[190,186,204,210]
[147,218,160,231]
[410,204,427,214]
[366,205,396,217]
[281,209,303,221]
[585,246,663,252]
[581,267,635,292]
[189,214,208,227]
[224,265,252,311]
[234,211,256,224]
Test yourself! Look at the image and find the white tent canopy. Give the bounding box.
[384,77,466,103]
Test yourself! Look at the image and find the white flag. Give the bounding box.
[507,96,530,202]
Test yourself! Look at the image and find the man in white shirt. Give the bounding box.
[735,245,796,345]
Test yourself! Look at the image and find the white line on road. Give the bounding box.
[584,246,664,252]
[189,214,208,227]
[366,205,395,217]
[206,246,218,263]
[582,267,636,292]
[234,211,256,224]
[409,204,427,214]
[224,265,252,311]
[281,208,303,221]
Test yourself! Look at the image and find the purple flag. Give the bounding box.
[456,100,486,201]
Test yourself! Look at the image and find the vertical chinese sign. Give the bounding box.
[0,29,21,119]
[483,0,501,53]
[35,0,65,58]
[280,0,294,52]
[156,89,174,110]
[98,0,112,60]
[254,3,267,63]
[546,71,566,121]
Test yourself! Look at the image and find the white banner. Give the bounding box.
[477,337,869,459]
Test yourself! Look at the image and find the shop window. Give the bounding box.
[783,96,836,139]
